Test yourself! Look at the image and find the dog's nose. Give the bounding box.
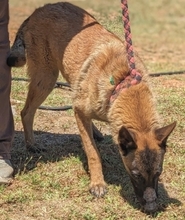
[143,187,157,202]
[143,187,158,213]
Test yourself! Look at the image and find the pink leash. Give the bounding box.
[110,0,142,103]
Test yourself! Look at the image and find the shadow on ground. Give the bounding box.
[11,130,182,216]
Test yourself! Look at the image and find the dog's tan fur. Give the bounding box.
[8,2,176,209]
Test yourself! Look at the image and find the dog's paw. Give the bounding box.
[89,183,107,198]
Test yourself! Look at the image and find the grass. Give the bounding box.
[1,0,184,219]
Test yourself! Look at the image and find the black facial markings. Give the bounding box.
[132,147,164,189]
[138,147,163,175]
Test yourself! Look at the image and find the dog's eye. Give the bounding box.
[134,173,142,179]
[132,171,143,180]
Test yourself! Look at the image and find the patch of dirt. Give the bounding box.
[161,76,185,88]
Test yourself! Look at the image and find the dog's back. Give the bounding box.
[8,2,125,86]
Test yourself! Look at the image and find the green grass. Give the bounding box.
[3,0,185,219]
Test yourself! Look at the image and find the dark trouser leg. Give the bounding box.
[0,0,14,159]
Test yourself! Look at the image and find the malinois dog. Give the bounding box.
[7,2,176,213]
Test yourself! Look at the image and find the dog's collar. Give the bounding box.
[110,69,142,103]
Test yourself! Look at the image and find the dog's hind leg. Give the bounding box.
[92,123,104,141]
[21,66,59,150]
[74,107,107,197]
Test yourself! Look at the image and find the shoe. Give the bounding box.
[0,159,14,184]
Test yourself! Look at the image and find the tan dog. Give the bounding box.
[7,2,176,213]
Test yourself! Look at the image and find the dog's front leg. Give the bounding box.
[74,108,107,197]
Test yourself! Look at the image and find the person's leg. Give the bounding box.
[0,0,14,183]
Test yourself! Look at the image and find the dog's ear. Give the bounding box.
[155,121,176,149]
[118,126,137,156]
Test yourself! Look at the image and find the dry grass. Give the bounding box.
[1,0,184,219]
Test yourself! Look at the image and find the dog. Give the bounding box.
[7,2,176,213]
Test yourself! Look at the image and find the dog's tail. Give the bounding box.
[7,17,30,67]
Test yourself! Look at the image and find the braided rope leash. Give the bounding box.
[110,0,142,103]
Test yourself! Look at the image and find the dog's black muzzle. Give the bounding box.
[131,178,158,213]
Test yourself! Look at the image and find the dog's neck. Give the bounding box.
[110,69,142,103]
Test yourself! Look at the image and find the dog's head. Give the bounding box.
[118,122,176,213]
